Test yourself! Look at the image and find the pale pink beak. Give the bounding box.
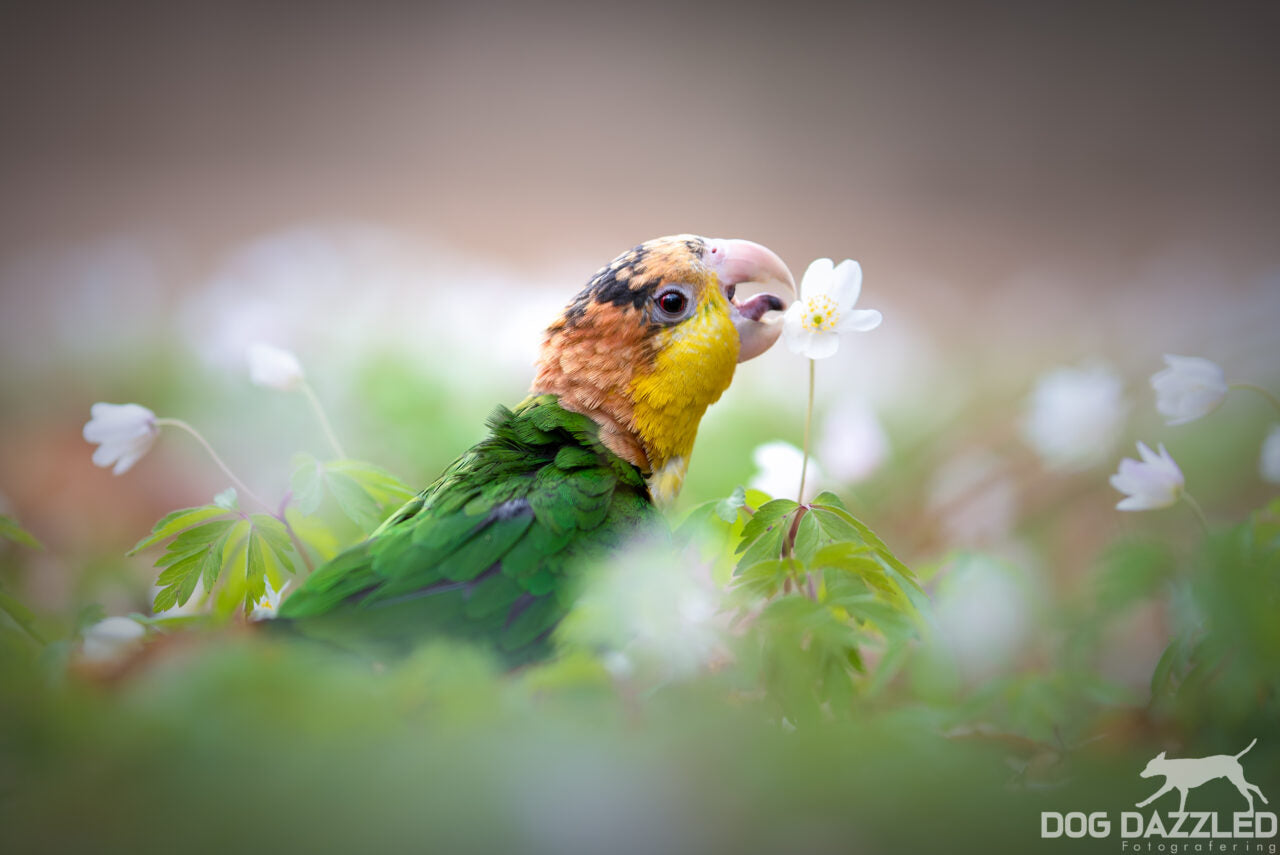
[704,238,796,362]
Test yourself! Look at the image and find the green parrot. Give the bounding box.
[274,235,794,664]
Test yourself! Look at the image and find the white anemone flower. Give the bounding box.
[1151,354,1228,426]
[749,440,822,500]
[1261,425,1280,484]
[247,342,305,391]
[1022,364,1128,470]
[782,258,882,359]
[249,578,291,621]
[81,616,147,663]
[1109,442,1185,511]
[83,402,159,475]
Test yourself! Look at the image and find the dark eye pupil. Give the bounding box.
[659,291,686,314]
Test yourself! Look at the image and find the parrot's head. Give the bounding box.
[532,234,795,505]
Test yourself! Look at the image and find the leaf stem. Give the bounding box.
[798,359,815,503]
[154,418,274,512]
[300,381,348,459]
[1229,381,1280,417]
[1180,490,1210,534]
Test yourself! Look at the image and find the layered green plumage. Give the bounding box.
[275,395,660,664]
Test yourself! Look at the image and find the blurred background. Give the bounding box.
[2,0,1279,686]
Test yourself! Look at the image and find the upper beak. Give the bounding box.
[704,238,796,362]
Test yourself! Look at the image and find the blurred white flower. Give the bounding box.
[782,258,882,360]
[247,342,305,391]
[933,553,1032,680]
[1022,364,1128,470]
[81,616,146,663]
[749,441,822,500]
[562,540,723,681]
[817,399,889,484]
[82,402,159,475]
[249,578,291,621]
[1109,441,1184,511]
[1151,354,1227,426]
[1261,425,1280,484]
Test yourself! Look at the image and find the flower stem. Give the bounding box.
[277,493,315,574]
[1229,382,1280,417]
[797,359,815,503]
[300,381,348,459]
[1180,490,1210,534]
[155,418,273,512]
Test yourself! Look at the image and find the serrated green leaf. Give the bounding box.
[249,514,295,556]
[156,551,203,587]
[732,559,792,599]
[129,505,231,555]
[791,510,820,563]
[737,499,800,552]
[0,514,42,549]
[201,529,232,593]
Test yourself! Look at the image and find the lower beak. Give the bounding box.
[704,238,796,362]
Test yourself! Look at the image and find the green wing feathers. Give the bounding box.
[276,395,658,663]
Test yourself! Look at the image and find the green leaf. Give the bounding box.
[328,459,417,509]
[0,586,47,644]
[290,453,326,516]
[791,510,821,563]
[732,559,792,600]
[737,499,799,552]
[74,603,107,634]
[1094,540,1174,615]
[0,514,42,549]
[327,471,383,532]
[129,505,232,555]
[714,486,747,523]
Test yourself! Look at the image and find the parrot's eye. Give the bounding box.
[653,286,694,323]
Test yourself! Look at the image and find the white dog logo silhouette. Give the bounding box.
[1137,738,1269,813]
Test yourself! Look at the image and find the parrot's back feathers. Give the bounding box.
[275,395,660,663]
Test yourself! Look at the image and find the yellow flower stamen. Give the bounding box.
[800,295,840,333]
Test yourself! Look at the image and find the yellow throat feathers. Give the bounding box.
[628,286,738,503]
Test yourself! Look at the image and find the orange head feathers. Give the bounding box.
[531,235,794,505]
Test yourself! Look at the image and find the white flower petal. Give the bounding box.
[799,258,835,300]
[1150,354,1227,426]
[802,331,841,360]
[81,616,147,663]
[1261,425,1280,484]
[83,403,159,475]
[838,308,882,333]
[782,321,817,356]
[1109,441,1184,512]
[829,259,863,314]
[247,343,305,391]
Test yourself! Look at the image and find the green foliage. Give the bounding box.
[291,453,417,532]
[131,503,300,616]
[0,514,42,550]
